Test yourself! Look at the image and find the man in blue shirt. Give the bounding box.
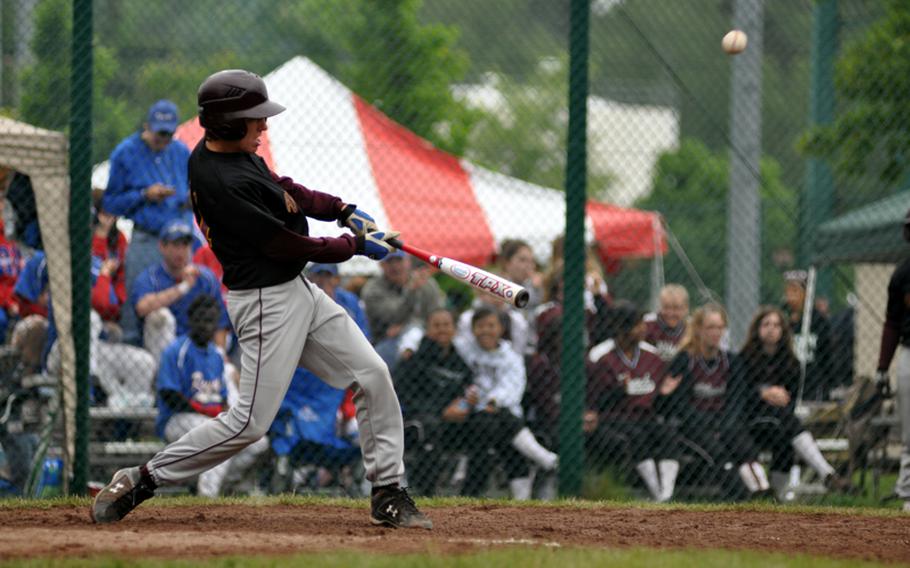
[306,263,370,341]
[131,219,229,363]
[156,295,266,497]
[103,100,192,344]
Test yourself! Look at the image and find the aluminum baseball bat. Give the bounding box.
[387,238,530,309]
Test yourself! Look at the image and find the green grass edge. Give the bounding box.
[2,494,905,518]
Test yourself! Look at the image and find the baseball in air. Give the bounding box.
[722,29,748,55]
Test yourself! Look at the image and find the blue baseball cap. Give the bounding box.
[159,219,194,243]
[381,250,407,262]
[147,99,179,134]
[308,263,339,276]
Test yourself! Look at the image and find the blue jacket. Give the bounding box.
[270,284,369,454]
[102,132,192,235]
[155,335,227,438]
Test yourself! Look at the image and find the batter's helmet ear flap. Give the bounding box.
[199,110,247,141]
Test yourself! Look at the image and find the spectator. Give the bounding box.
[456,297,530,359]
[307,263,370,340]
[393,308,473,496]
[527,310,563,443]
[660,303,770,500]
[13,252,48,319]
[586,301,678,502]
[102,100,191,344]
[91,191,129,333]
[781,270,834,401]
[0,202,22,343]
[737,306,852,499]
[498,239,543,338]
[6,173,42,251]
[131,218,229,362]
[20,251,156,408]
[643,284,689,363]
[269,367,362,494]
[361,250,443,367]
[453,307,558,500]
[156,295,267,497]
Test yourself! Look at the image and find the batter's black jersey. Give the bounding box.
[887,256,910,344]
[189,141,355,290]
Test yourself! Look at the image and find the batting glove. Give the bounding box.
[356,230,400,261]
[339,204,379,236]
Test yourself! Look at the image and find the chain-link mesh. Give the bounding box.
[0,0,906,506]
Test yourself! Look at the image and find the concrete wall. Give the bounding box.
[855,263,894,379]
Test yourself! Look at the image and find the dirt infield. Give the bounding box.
[1,503,909,563]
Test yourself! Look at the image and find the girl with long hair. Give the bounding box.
[736,306,851,498]
[661,303,771,499]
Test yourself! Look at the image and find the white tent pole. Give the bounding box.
[795,266,817,410]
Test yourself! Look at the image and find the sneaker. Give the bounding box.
[90,467,156,524]
[903,501,910,513]
[370,486,433,529]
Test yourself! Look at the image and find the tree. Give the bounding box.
[611,139,796,307]
[344,0,476,155]
[462,56,614,194]
[19,0,132,164]
[800,0,910,196]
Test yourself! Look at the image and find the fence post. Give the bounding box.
[70,0,93,495]
[801,0,837,289]
[725,0,764,348]
[560,0,589,497]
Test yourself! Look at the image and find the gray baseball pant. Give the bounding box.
[896,348,910,499]
[147,274,405,487]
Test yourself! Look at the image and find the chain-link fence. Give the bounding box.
[0,0,906,506]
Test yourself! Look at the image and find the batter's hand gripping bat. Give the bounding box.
[387,238,530,309]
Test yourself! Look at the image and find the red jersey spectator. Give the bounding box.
[586,301,678,502]
[91,206,129,323]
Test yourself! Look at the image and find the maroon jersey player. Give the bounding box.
[661,303,770,499]
[643,284,689,363]
[586,301,679,502]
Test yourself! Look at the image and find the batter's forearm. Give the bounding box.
[261,227,356,262]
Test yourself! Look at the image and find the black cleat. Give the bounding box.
[370,486,433,529]
[90,467,156,524]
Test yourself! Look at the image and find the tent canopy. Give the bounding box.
[154,56,665,270]
[814,191,910,264]
[0,116,76,485]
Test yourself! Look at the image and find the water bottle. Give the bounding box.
[36,457,63,498]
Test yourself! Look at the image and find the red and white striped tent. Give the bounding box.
[100,56,666,272]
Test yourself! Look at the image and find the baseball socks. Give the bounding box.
[90,465,157,523]
[370,483,433,529]
[511,427,558,471]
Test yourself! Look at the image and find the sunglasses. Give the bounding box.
[154,130,174,139]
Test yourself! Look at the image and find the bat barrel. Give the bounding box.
[514,289,530,309]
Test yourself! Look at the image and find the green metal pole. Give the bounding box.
[560,0,589,497]
[70,0,92,495]
[801,0,836,291]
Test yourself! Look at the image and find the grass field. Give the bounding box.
[0,495,907,567]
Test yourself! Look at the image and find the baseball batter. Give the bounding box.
[91,69,432,529]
